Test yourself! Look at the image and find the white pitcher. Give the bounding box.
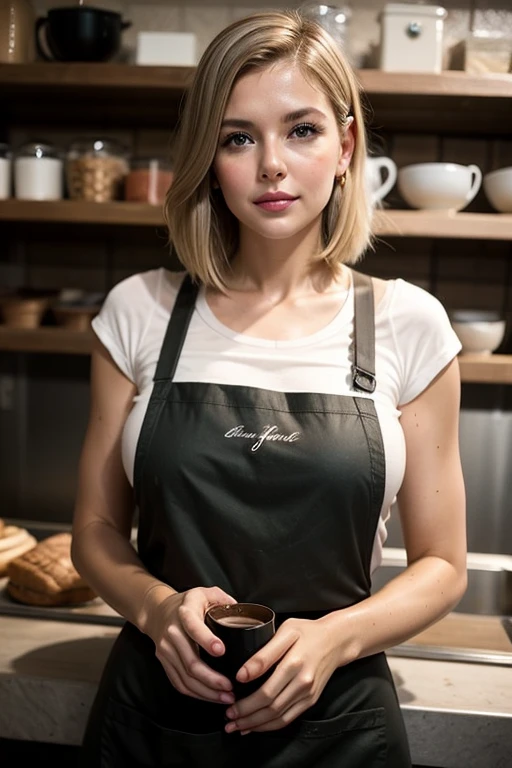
[366,156,397,205]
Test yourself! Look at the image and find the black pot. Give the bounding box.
[36,6,132,63]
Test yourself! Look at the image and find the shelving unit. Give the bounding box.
[1,64,512,380]
[1,201,512,240]
[0,326,509,384]
[1,64,511,132]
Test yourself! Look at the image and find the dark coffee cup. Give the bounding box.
[200,603,275,698]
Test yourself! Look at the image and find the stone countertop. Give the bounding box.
[0,616,511,768]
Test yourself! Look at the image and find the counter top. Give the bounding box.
[0,615,511,767]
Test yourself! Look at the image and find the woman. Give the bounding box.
[72,10,467,767]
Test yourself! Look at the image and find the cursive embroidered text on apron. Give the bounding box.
[224,424,301,452]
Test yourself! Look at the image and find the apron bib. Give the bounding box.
[82,270,411,768]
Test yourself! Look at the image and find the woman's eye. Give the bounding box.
[222,132,251,148]
[291,123,318,139]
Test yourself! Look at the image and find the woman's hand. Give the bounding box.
[145,585,238,705]
[224,616,344,734]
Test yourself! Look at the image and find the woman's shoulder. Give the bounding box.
[374,275,451,329]
[101,268,186,314]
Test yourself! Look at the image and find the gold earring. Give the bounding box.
[339,173,347,187]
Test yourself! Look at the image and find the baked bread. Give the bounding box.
[6,532,96,606]
[0,524,37,577]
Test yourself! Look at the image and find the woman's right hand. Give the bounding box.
[144,585,238,704]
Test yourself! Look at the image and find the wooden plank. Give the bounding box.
[1,65,510,100]
[373,210,512,240]
[0,327,93,355]
[0,200,163,226]
[406,613,511,655]
[459,354,512,384]
[358,70,512,99]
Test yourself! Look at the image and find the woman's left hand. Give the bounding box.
[224,617,347,734]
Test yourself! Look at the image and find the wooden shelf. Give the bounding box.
[0,199,164,226]
[1,327,511,383]
[458,354,512,384]
[0,326,94,355]
[1,64,510,133]
[373,210,512,241]
[1,201,511,241]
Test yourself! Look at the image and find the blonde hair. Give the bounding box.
[164,10,372,289]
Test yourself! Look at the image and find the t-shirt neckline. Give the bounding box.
[195,271,354,349]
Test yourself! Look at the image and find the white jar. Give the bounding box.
[380,3,447,73]
[14,142,63,200]
[0,143,12,199]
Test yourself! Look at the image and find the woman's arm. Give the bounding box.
[71,336,237,704]
[323,354,467,661]
[71,335,173,630]
[222,356,467,733]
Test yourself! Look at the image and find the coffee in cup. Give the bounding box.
[200,602,275,698]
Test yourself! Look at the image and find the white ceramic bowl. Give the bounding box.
[483,166,512,213]
[397,162,482,211]
[450,310,506,354]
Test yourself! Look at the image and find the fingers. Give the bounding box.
[180,587,238,656]
[157,628,235,703]
[236,623,299,684]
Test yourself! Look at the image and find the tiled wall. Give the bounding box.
[31,0,512,67]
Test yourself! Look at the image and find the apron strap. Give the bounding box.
[154,273,198,382]
[154,269,377,393]
[351,269,377,393]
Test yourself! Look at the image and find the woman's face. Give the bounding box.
[213,61,354,243]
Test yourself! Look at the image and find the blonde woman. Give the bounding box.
[72,10,466,767]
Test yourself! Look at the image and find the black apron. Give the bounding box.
[82,269,412,767]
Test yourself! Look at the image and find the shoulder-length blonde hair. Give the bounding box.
[164,10,372,289]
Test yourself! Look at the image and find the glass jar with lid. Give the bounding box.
[66,138,130,202]
[14,141,64,200]
[0,143,12,199]
[125,157,173,205]
[301,4,352,57]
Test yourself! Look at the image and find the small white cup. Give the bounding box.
[398,162,482,211]
[483,166,512,213]
[366,156,397,205]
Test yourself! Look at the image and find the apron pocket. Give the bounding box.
[239,707,387,768]
[100,697,225,768]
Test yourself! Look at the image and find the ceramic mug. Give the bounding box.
[366,156,397,204]
[398,162,482,211]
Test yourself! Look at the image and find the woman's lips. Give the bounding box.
[254,198,297,212]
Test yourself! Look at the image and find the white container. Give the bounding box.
[0,143,12,199]
[397,162,482,211]
[483,166,512,213]
[366,156,397,205]
[136,32,197,66]
[380,3,447,73]
[14,142,63,200]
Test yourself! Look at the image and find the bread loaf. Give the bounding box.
[0,523,37,577]
[6,532,96,606]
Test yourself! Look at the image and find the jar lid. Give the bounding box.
[382,3,447,19]
[68,138,130,158]
[15,142,62,159]
[129,157,173,171]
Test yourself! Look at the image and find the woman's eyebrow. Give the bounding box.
[220,107,327,130]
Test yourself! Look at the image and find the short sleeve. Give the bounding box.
[390,279,462,406]
[91,270,161,384]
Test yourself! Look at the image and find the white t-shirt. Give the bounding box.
[92,268,461,573]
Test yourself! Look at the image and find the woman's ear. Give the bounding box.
[336,116,356,178]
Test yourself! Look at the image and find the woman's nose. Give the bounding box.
[259,142,287,181]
